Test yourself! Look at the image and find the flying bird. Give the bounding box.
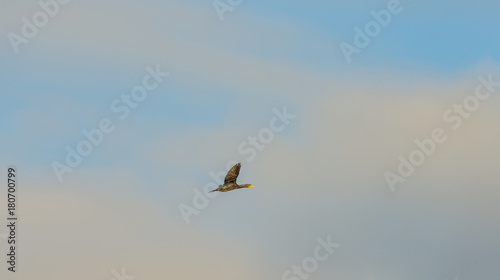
[210,163,255,193]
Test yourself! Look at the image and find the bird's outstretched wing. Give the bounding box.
[224,163,241,184]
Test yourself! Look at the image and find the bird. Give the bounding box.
[210,162,255,193]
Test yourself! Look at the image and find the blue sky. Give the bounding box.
[1,1,500,279]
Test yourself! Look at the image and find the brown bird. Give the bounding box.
[210,163,255,193]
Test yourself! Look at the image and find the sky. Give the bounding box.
[1,0,500,279]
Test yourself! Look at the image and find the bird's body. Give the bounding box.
[210,163,254,193]
[211,182,254,192]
